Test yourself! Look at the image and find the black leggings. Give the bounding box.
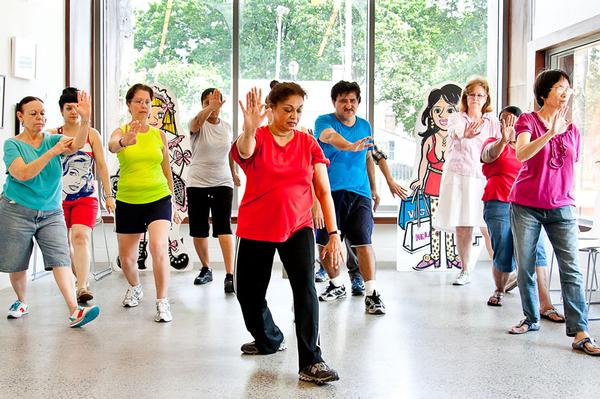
[234,227,323,370]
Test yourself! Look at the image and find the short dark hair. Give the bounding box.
[17,96,44,113]
[534,69,571,107]
[201,88,220,103]
[266,82,306,107]
[499,105,522,119]
[59,87,78,110]
[330,80,361,103]
[125,83,154,104]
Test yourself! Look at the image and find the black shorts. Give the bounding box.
[316,190,374,246]
[187,186,233,238]
[115,195,172,234]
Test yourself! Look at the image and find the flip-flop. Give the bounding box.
[540,308,566,323]
[487,291,504,307]
[508,319,540,335]
[572,337,600,356]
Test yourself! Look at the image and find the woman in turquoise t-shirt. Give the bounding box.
[0,93,100,328]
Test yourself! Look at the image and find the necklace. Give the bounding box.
[435,132,447,146]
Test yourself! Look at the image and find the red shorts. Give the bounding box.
[62,196,99,229]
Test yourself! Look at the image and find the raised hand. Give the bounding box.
[549,105,570,137]
[500,113,516,143]
[349,136,374,152]
[463,120,483,139]
[76,90,92,121]
[122,120,141,146]
[208,88,225,111]
[51,137,74,156]
[239,87,268,136]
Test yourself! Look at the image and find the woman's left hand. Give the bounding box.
[321,234,344,271]
[76,90,92,121]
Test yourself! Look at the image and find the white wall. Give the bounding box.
[533,0,600,39]
[0,0,66,290]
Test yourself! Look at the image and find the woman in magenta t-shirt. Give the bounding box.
[481,106,560,320]
[508,69,599,356]
[231,83,344,383]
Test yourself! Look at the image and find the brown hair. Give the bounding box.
[125,83,154,104]
[267,82,306,107]
[459,77,493,114]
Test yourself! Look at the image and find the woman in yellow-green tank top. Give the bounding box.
[108,83,175,323]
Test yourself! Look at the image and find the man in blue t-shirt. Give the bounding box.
[313,80,386,315]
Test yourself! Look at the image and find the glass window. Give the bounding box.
[551,40,600,218]
[373,0,497,209]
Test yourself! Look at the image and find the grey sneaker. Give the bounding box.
[505,272,518,292]
[299,362,340,385]
[194,267,213,285]
[365,290,386,315]
[319,282,346,302]
[122,284,143,307]
[154,298,172,322]
[452,271,471,286]
[241,340,287,355]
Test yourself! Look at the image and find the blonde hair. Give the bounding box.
[459,77,493,114]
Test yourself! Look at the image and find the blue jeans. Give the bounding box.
[510,203,588,335]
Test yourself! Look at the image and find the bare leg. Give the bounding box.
[493,268,510,293]
[148,220,170,299]
[193,237,210,268]
[52,267,78,314]
[455,226,474,273]
[9,271,28,303]
[218,234,234,274]
[480,226,494,259]
[70,224,92,291]
[118,233,143,286]
[355,245,376,281]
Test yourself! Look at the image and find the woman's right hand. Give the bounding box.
[463,120,483,139]
[409,179,422,191]
[51,137,74,156]
[239,87,268,136]
[548,105,570,137]
[122,120,141,146]
[500,114,516,143]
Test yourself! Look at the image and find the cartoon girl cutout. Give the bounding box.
[410,83,463,270]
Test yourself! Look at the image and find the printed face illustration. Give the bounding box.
[431,98,457,131]
[148,104,165,130]
[63,155,91,194]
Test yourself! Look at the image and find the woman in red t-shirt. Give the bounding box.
[481,107,561,321]
[231,83,343,385]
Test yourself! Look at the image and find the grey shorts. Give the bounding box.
[0,195,71,273]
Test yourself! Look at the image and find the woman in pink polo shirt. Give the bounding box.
[434,77,501,286]
[231,83,344,383]
[508,69,599,356]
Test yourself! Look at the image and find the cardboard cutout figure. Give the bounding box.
[397,83,483,271]
[110,84,192,271]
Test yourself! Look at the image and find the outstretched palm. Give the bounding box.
[350,136,373,152]
[464,120,483,139]
[239,87,268,136]
[76,90,92,120]
[550,106,570,136]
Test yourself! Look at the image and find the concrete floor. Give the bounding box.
[1,262,598,399]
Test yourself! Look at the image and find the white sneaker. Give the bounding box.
[122,285,143,307]
[154,298,172,323]
[452,271,471,286]
[7,300,29,319]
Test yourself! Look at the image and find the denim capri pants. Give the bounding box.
[483,200,547,273]
[0,195,71,273]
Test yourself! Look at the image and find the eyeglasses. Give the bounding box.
[131,99,151,106]
[553,86,573,95]
[548,136,567,169]
[467,93,487,99]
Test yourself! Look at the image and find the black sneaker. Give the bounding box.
[224,274,234,293]
[194,267,213,285]
[241,340,287,355]
[319,282,346,302]
[365,290,386,315]
[299,362,340,385]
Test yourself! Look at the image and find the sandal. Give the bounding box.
[508,319,540,335]
[540,308,566,323]
[572,337,600,356]
[487,291,504,307]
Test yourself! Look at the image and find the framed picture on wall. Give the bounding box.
[0,75,5,128]
[12,37,37,80]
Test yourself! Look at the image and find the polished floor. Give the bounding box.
[1,262,598,399]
